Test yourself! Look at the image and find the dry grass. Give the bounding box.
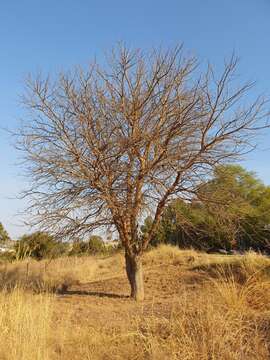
[0,254,124,293]
[0,289,52,360]
[0,246,269,359]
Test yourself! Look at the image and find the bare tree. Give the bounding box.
[17,45,268,300]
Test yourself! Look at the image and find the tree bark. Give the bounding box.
[125,252,144,301]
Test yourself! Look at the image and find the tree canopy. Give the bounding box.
[144,165,270,252]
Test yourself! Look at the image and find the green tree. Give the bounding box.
[0,223,10,243]
[14,232,64,260]
[148,165,270,252]
[199,165,270,250]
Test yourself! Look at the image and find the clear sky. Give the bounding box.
[0,0,270,238]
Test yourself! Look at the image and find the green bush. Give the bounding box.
[87,236,105,254]
[69,235,107,256]
[0,222,10,243]
[14,232,65,260]
[68,240,88,256]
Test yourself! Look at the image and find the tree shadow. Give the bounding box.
[61,289,129,299]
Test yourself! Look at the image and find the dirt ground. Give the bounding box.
[54,261,206,331]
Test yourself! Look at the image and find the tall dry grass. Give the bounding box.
[0,289,52,360]
[0,246,269,359]
[0,254,124,293]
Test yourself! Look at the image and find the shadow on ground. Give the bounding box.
[62,289,129,299]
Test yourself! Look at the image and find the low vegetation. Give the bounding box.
[0,231,117,263]
[0,245,269,359]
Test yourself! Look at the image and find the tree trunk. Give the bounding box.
[125,252,144,301]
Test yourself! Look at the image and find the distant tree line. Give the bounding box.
[0,229,118,261]
[142,165,270,254]
[1,164,270,261]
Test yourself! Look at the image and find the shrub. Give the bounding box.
[68,240,88,256]
[69,235,106,256]
[87,236,105,254]
[14,232,65,261]
[0,222,10,243]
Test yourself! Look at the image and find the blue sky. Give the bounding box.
[0,0,270,238]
